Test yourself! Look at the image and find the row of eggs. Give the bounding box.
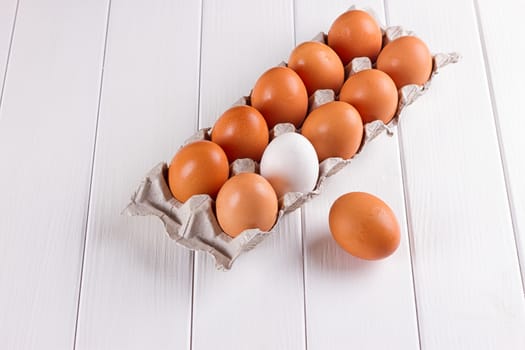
[168,9,431,259]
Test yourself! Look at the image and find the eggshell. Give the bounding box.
[329,192,400,260]
[377,35,433,89]
[168,140,229,202]
[211,105,269,162]
[288,41,345,96]
[301,101,363,161]
[339,69,398,124]
[327,9,383,65]
[216,173,278,238]
[251,66,308,129]
[260,132,319,199]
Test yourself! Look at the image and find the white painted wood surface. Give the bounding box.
[387,0,525,348]
[192,1,305,349]
[1,1,525,349]
[302,135,420,350]
[73,1,201,349]
[0,0,108,349]
[0,0,17,96]
[476,0,525,284]
[296,1,419,349]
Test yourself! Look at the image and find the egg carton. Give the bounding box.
[124,7,459,270]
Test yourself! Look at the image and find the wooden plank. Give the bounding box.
[296,2,420,348]
[72,1,202,349]
[476,0,525,286]
[192,215,305,350]
[0,0,108,349]
[302,136,420,350]
[191,1,306,349]
[385,0,525,348]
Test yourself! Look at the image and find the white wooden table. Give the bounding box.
[1,0,524,349]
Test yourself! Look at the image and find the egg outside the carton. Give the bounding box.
[329,192,400,260]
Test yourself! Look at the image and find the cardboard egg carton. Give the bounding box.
[124,7,459,270]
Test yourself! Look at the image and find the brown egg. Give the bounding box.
[211,105,269,162]
[301,101,363,161]
[329,192,400,260]
[338,69,398,124]
[250,66,308,129]
[216,173,278,238]
[377,36,433,89]
[327,10,383,65]
[288,41,345,96]
[168,140,229,203]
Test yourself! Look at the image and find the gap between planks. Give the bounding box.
[472,0,525,295]
[291,0,310,348]
[382,0,423,348]
[72,1,113,349]
[0,0,20,112]
[190,0,207,349]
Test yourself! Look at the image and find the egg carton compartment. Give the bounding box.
[124,6,459,270]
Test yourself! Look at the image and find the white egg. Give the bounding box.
[260,132,319,199]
